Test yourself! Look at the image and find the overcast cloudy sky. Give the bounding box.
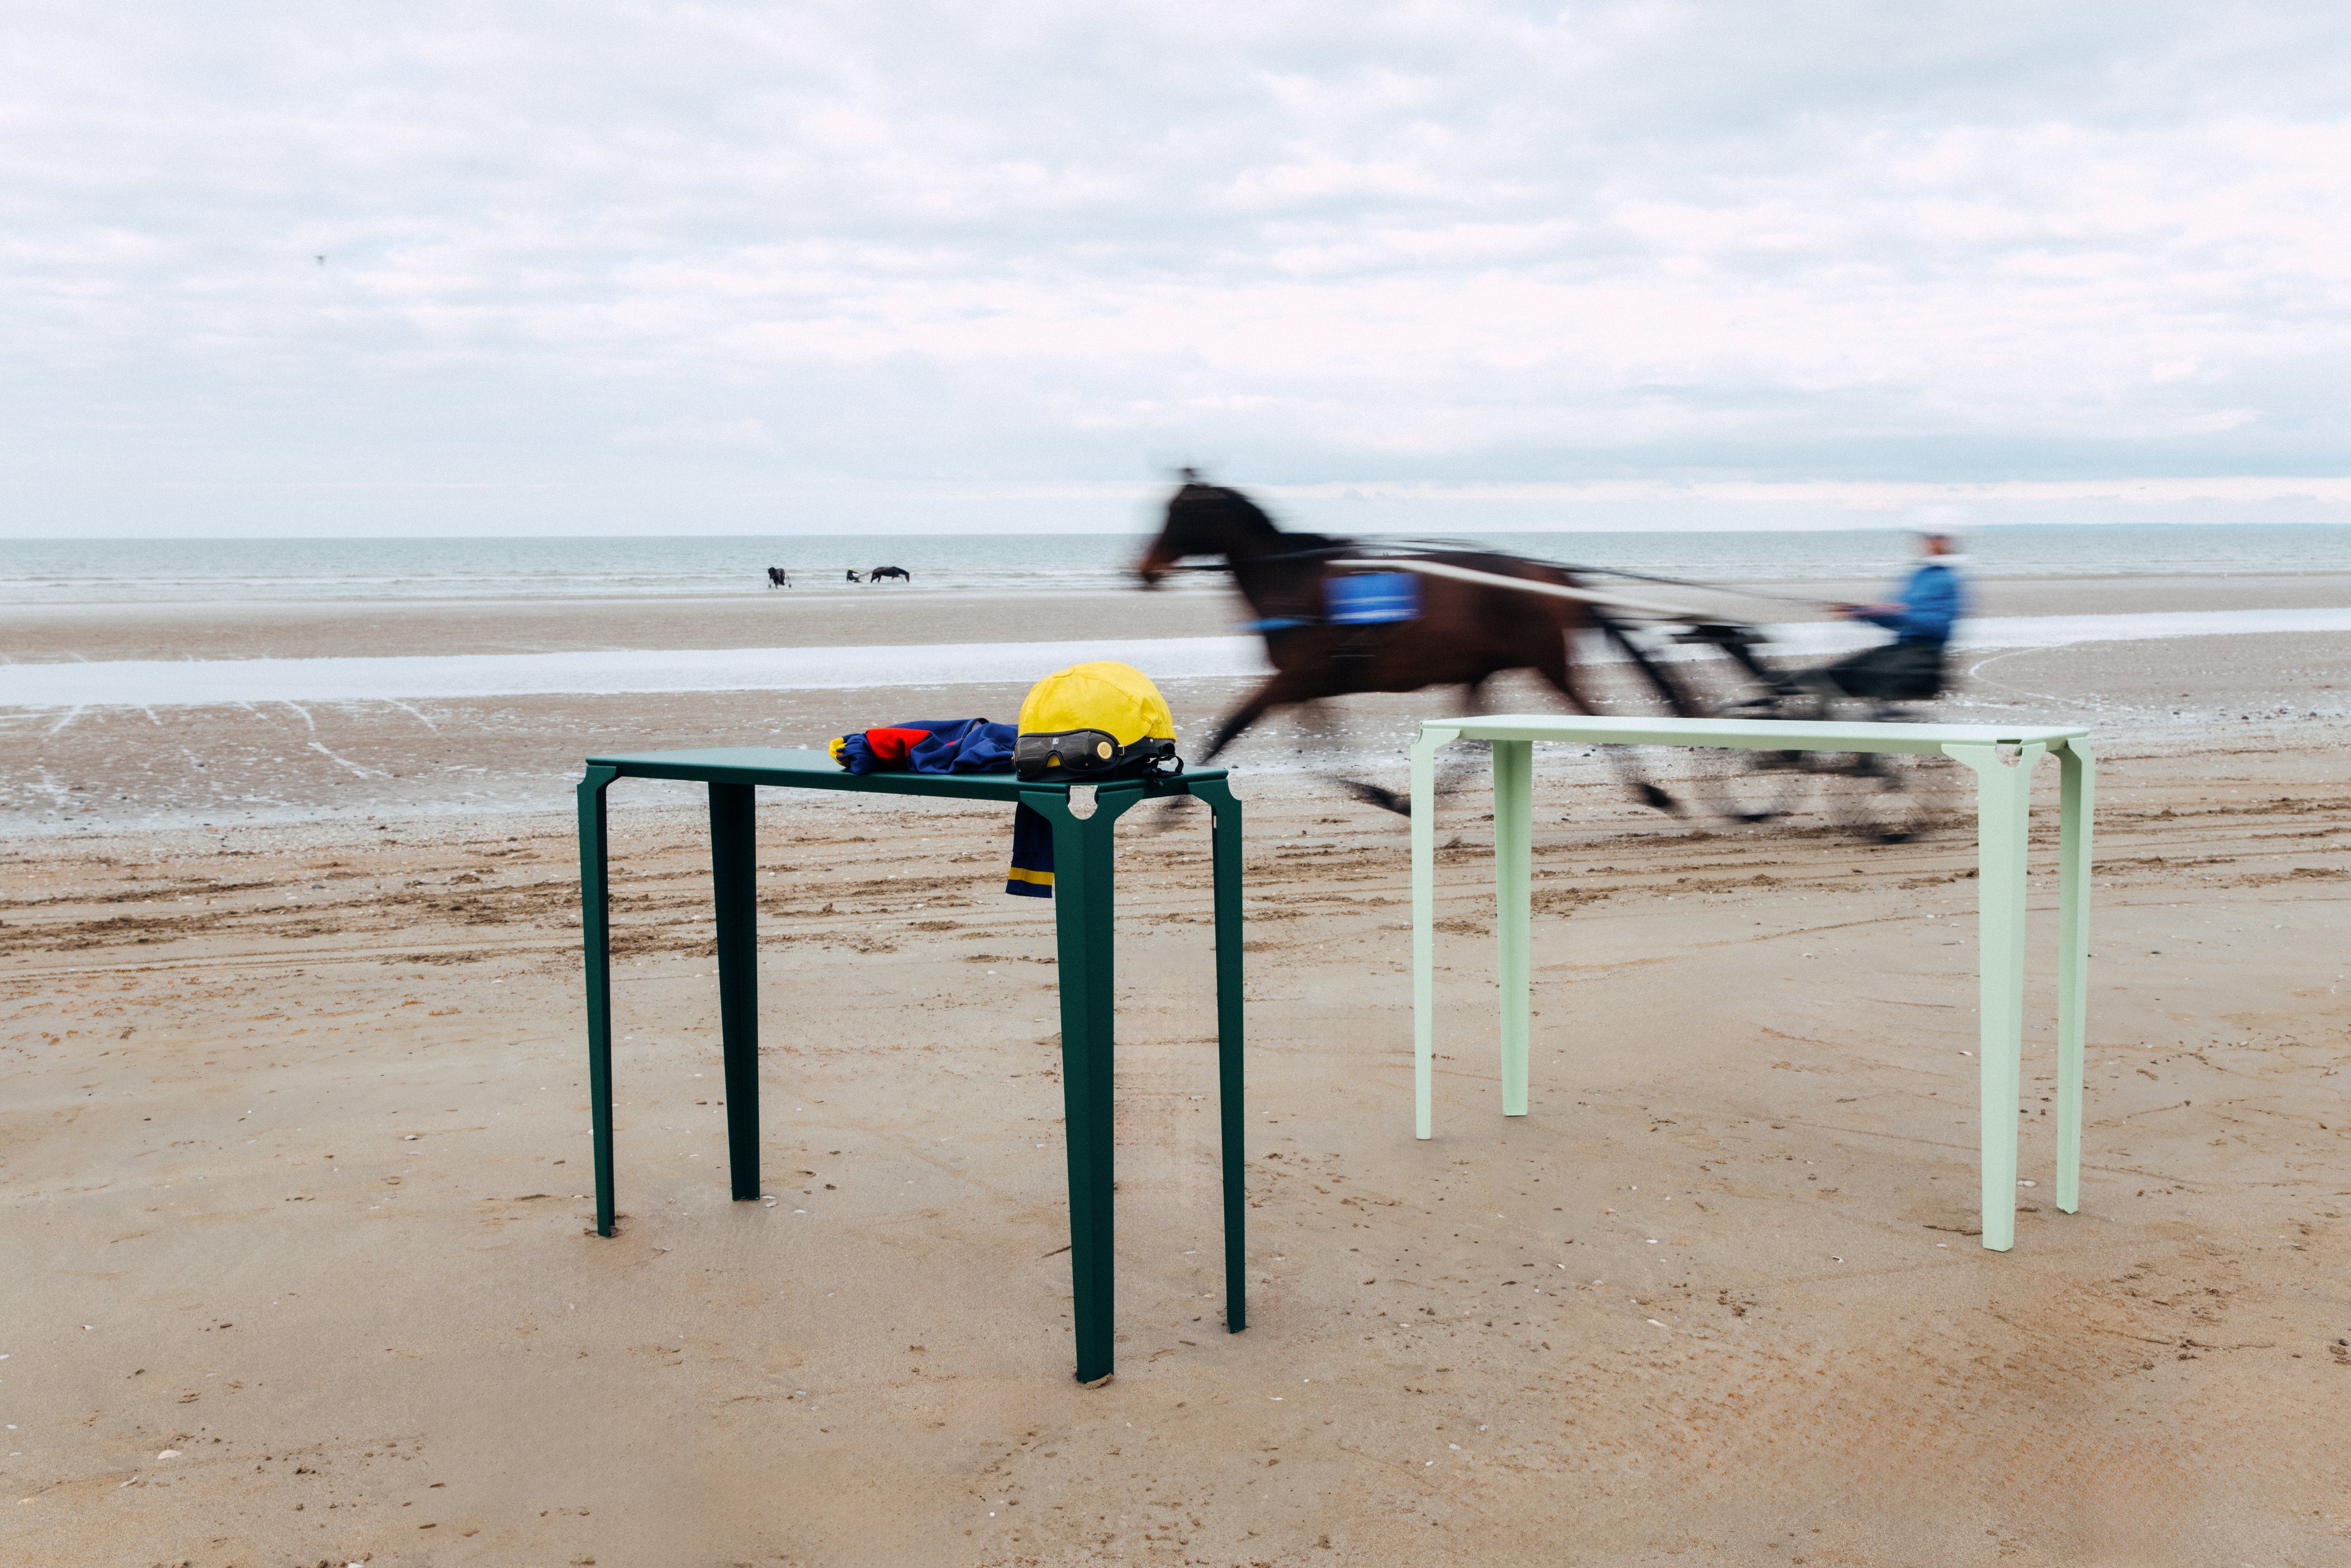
[7,2,2350,535]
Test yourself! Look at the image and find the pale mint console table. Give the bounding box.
[1409,715,2095,1252]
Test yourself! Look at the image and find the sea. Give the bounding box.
[7,525,2351,606]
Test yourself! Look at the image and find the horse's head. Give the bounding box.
[1136,472,1280,588]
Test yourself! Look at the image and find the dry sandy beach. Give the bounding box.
[5,575,2351,1565]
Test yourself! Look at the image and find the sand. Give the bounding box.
[5,578,2351,1565]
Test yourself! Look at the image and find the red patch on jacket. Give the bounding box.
[860,727,934,767]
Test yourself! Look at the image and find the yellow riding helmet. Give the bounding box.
[1015,661,1180,779]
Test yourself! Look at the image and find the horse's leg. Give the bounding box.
[1321,680,1489,818]
[1146,684,1322,837]
[1198,670,1308,763]
[1597,615,1701,717]
[1295,698,1347,769]
[1287,698,1400,814]
[1532,619,1682,816]
[1418,677,1492,805]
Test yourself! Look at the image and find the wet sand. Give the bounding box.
[8,571,2351,664]
[5,575,2351,1565]
[7,575,2351,837]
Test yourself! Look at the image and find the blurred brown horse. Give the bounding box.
[1136,477,1689,812]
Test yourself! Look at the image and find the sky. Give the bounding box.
[6,2,2351,537]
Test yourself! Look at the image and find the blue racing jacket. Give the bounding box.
[1856,561,1966,646]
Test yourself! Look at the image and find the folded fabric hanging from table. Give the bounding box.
[1006,803,1055,898]
[827,718,1056,897]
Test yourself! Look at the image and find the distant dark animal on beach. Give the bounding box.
[1136,476,1691,813]
[867,565,911,583]
[766,567,791,588]
[845,569,862,583]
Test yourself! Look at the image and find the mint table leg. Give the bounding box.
[1492,738,1534,1117]
[708,782,762,1202]
[578,765,619,1238]
[1034,786,1140,1385]
[1946,742,2045,1251]
[1187,777,1249,1336]
[1410,727,1458,1140]
[2056,740,2096,1215]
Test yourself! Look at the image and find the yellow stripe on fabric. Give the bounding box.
[1005,866,1054,887]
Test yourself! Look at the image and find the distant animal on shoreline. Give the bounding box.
[867,565,911,583]
[844,569,862,583]
[766,567,791,588]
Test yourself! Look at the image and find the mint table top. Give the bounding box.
[1421,715,2090,757]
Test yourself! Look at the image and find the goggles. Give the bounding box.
[1015,730,1181,781]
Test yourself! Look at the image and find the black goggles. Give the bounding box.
[1014,730,1181,781]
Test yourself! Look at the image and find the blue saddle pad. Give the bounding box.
[1324,571,1421,626]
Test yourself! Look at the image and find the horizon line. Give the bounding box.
[10,518,2351,544]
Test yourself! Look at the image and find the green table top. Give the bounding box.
[1420,715,2090,756]
[587,746,1223,802]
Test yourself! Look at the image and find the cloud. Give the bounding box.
[3,1,2350,533]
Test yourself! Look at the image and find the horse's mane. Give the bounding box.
[1172,482,1276,531]
[1171,482,1349,553]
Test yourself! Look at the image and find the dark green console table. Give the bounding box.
[576,747,1246,1384]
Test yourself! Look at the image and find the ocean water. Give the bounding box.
[6,525,2351,606]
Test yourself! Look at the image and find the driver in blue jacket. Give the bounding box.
[1815,517,1968,701]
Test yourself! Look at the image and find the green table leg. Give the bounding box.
[1945,741,2046,1252]
[1410,727,1460,1139]
[2055,740,2096,1215]
[1186,775,1249,1336]
[709,782,762,1202]
[1030,783,1143,1385]
[578,765,620,1237]
[1492,738,1534,1117]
